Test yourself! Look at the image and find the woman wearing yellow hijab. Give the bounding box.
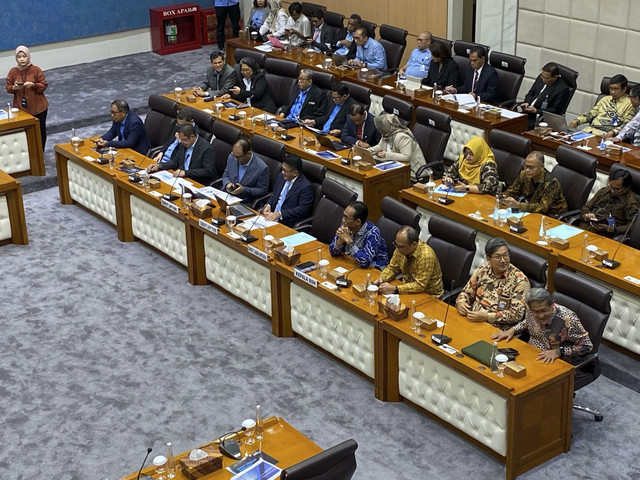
[443,136,500,194]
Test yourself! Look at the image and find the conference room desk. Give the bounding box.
[169,94,410,222]
[0,110,45,177]
[121,417,321,480]
[223,38,528,161]
[0,169,28,245]
[376,300,574,480]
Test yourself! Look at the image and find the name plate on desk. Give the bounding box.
[248,245,269,262]
[294,269,318,288]
[199,218,219,235]
[161,198,180,214]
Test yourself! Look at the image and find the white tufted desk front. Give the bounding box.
[0,169,28,245]
[377,299,574,480]
[0,110,45,177]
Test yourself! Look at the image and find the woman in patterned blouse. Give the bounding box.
[443,136,500,195]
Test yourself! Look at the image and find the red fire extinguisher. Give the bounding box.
[165,20,178,45]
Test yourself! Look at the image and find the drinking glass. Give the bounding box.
[215,103,224,115]
[318,259,330,279]
[140,170,150,191]
[181,192,192,209]
[238,110,247,125]
[263,234,274,254]
[366,284,378,306]
[587,245,598,264]
[270,123,279,138]
[412,312,425,333]
[495,354,509,378]
[251,31,258,43]
[242,418,256,446]
[108,149,116,170]
[153,455,168,480]
[426,182,436,199]
[71,136,81,153]
[226,214,237,232]
[497,209,508,227]
[174,87,182,100]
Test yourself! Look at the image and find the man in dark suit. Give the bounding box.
[521,62,571,129]
[279,69,328,123]
[151,109,194,163]
[97,99,152,155]
[262,154,314,227]
[308,9,337,53]
[334,14,361,60]
[341,103,381,148]
[193,49,238,99]
[310,82,356,136]
[221,136,269,204]
[147,124,216,185]
[445,46,500,105]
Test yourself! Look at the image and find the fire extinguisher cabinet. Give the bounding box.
[150,3,202,55]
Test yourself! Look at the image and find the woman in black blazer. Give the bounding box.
[223,57,276,113]
[421,41,461,89]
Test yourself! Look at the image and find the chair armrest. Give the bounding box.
[572,353,597,370]
[249,193,272,211]
[146,146,164,159]
[211,179,223,189]
[497,99,517,110]
[440,286,463,304]
[292,215,314,232]
[557,209,581,222]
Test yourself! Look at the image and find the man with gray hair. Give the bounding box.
[279,69,328,123]
[490,288,592,364]
[457,237,530,329]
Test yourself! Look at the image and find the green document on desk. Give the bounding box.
[280,232,317,248]
[461,340,494,367]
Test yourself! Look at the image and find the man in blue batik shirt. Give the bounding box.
[348,27,388,71]
[399,31,432,79]
[330,201,388,269]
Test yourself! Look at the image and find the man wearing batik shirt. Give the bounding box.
[330,201,388,269]
[457,237,530,329]
[491,288,593,364]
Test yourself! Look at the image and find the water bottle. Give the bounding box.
[539,215,546,241]
[317,248,323,265]
[490,341,498,373]
[493,196,500,225]
[255,404,264,440]
[580,233,589,262]
[7,103,13,119]
[166,443,175,478]
[607,214,616,234]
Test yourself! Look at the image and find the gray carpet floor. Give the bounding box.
[1,187,640,480]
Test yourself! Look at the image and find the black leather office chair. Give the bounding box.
[376,197,421,257]
[234,48,268,69]
[360,20,377,39]
[144,94,178,152]
[184,107,215,142]
[324,10,344,29]
[552,145,597,221]
[431,36,453,56]
[382,95,414,126]
[610,163,640,205]
[412,106,452,181]
[552,268,612,421]
[210,121,242,179]
[312,70,336,95]
[342,81,371,110]
[489,129,530,188]
[556,64,579,114]
[280,439,358,480]
[265,58,301,110]
[379,24,408,74]
[452,40,490,85]
[296,179,358,244]
[426,216,477,302]
[290,159,326,230]
[489,51,526,109]
[508,244,548,288]
[249,134,286,209]
[596,76,639,104]
[300,1,326,17]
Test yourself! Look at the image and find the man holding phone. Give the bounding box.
[221,136,269,204]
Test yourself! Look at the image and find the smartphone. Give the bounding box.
[15,82,24,86]
[294,261,317,273]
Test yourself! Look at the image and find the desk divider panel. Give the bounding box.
[68,161,117,225]
[290,282,375,378]
[398,341,508,456]
[203,235,272,316]
[0,195,10,240]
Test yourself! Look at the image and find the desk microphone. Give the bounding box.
[136,447,153,480]
[162,170,182,201]
[228,103,249,121]
[603,211,638,269]
[240,212,261,243]
[431,280,455,345]
[438,184,454,205]
[336,266,358,289]
[509,215,527,234]
[218,427,247,460]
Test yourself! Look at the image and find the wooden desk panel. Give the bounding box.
[122,417,322,480]
[0,110,45,176]
[0,169,28,245]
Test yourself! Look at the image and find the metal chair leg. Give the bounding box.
[573,403,603,422]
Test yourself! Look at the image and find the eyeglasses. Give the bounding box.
[490,253,510,260]
[393,241,412,249]
[523,164,540,170]
[530,306,553,315]
[281,166,295,173]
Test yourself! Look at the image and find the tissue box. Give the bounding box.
[420,317,438,331]
[413,183,428,194]
[594,248,609,261]
[378,299,409,321]
[352,283,366,297]
[189,201,213,219]
[607,145,623,156]
[121,159,136,169]
[413,88,431,98]
[328,269,343,282]
[440,98,458,109]
[505,361,526,379]
[274,245,301,266]
[233,224,251,236]
[549,237,570,250]
[148,178,161,189]
[186,94,197,103]
[180,445,223,480]
[355,161,373,171]
[484,109,502,120]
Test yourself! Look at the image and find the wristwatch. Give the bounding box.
[394,286,399,294]
[465,186,470,192]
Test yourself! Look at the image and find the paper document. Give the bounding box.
[255,44,273,52]
[493,108,525,119]
[280,232,317,248]
[545,224,583,240]
[375,161,404,171]
[0,111,8,120]
[442,93,476,107]
[434,184,467,197]
[238,216,278,230]
[150,171,194,190]
[196,186,242,204]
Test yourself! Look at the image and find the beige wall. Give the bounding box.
[516,0,640,118]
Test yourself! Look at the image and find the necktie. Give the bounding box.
[531,85,547,108]
[313,27,320,42]
[275,180,291,212]
[184,153,191,170]
[472,70,479,93]
[356,124,363,140]
[215,73,221,91]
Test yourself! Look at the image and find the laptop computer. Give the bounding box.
[353,145,378,166]
[403,75,423,91]
[543,111,579,133]
[332,53,357,69]
[214,194,254,219]
[314,133,349,151]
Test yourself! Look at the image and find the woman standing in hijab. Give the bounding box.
[443,136,500,195]
[6,46,49,150]
[370,113,426,181]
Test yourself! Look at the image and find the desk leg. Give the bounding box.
[186,222,208,285]
[114,187,134,242]
[56,153,73,205]
[271,270,292,337]
[28,121,45,176]
[375,322,400,402]
[6,183,28,245]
